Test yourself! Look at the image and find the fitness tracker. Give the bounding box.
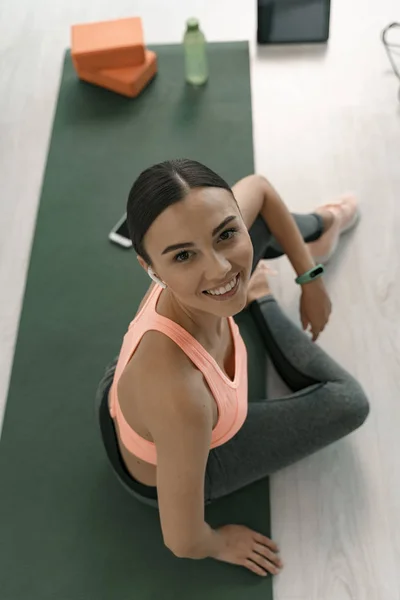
[295,264,325,285]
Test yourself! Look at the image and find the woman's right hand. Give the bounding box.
[212,524,283,577]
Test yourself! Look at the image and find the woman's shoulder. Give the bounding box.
[138,329,193,373]
[118,327,206,421]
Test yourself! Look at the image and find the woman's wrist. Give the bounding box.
[295,264,325,286]
[301,277,327,293]
[206,527,225,560]
[289,250,316,278]
[181,523,223,560]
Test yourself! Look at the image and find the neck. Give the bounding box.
[160,288,225,346]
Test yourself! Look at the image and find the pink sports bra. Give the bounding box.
[108,284,248,465]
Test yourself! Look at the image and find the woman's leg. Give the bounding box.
[249,213,324,269]
[233,174,325,271]
[233,174,358,270]
[204,295,370,503]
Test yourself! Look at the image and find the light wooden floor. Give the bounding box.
[1,1,399,599]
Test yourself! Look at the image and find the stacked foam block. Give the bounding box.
[71,17,157,98]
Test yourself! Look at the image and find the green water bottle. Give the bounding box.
[183,18,208,85]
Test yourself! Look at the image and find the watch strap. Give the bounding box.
[295,264,325,285]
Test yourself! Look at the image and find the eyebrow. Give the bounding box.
[161,215,237,255]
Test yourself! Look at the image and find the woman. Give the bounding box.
[96,159,369,577]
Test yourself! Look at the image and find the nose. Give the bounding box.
[204,251,231,285]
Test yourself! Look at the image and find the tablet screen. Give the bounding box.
[258,0,331,44]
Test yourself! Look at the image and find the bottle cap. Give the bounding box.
[186,17,199,31]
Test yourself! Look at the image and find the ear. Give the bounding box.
[137,255,148,272]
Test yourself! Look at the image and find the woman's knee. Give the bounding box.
[335,377,370,433]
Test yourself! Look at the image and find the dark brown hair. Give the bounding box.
[126,159,233,264]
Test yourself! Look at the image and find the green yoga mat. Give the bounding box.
[0,42,272,600]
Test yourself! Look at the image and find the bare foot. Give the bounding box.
[246,261,275,306]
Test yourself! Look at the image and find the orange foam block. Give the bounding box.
[77,50,157,98]
[71,17,145,71]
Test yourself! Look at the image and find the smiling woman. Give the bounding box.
[159,214,245,300]
[96,158,369,577]
[127,161,254,320]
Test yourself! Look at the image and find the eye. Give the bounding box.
[218,227,238,242]
[174,250,193,263]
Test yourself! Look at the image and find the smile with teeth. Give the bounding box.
[204,274,239,296]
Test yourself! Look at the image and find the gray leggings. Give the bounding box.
[204,295,370,502]
[97,213,370,504]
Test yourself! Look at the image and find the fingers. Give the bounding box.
[304,313,327,339]
[301,314,309,331]
[250,551,281,575]
[243,558,268,577]
[254,532,279,551]
[311,319,329,341]
[242,532,283,577]
[300,288,333,340]
[254,543,283,569]
[311,327,320,342]
[252,535,283,575]
[305,312,328,341]
[243,550,283,577]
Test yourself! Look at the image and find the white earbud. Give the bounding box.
[147,267,167,289]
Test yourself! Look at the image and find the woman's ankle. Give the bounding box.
[315,207,335,233]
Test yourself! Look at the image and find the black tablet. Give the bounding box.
[257,0,331,44]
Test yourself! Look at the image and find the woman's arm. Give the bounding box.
[122,335,283,575]
[150,371,219,558]
[121,333,219,557]
[233,175,331,340]
[233,174,315,277]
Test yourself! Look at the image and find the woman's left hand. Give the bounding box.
[299,279,332,342]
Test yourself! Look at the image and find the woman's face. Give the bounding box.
[141,187,254,317]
